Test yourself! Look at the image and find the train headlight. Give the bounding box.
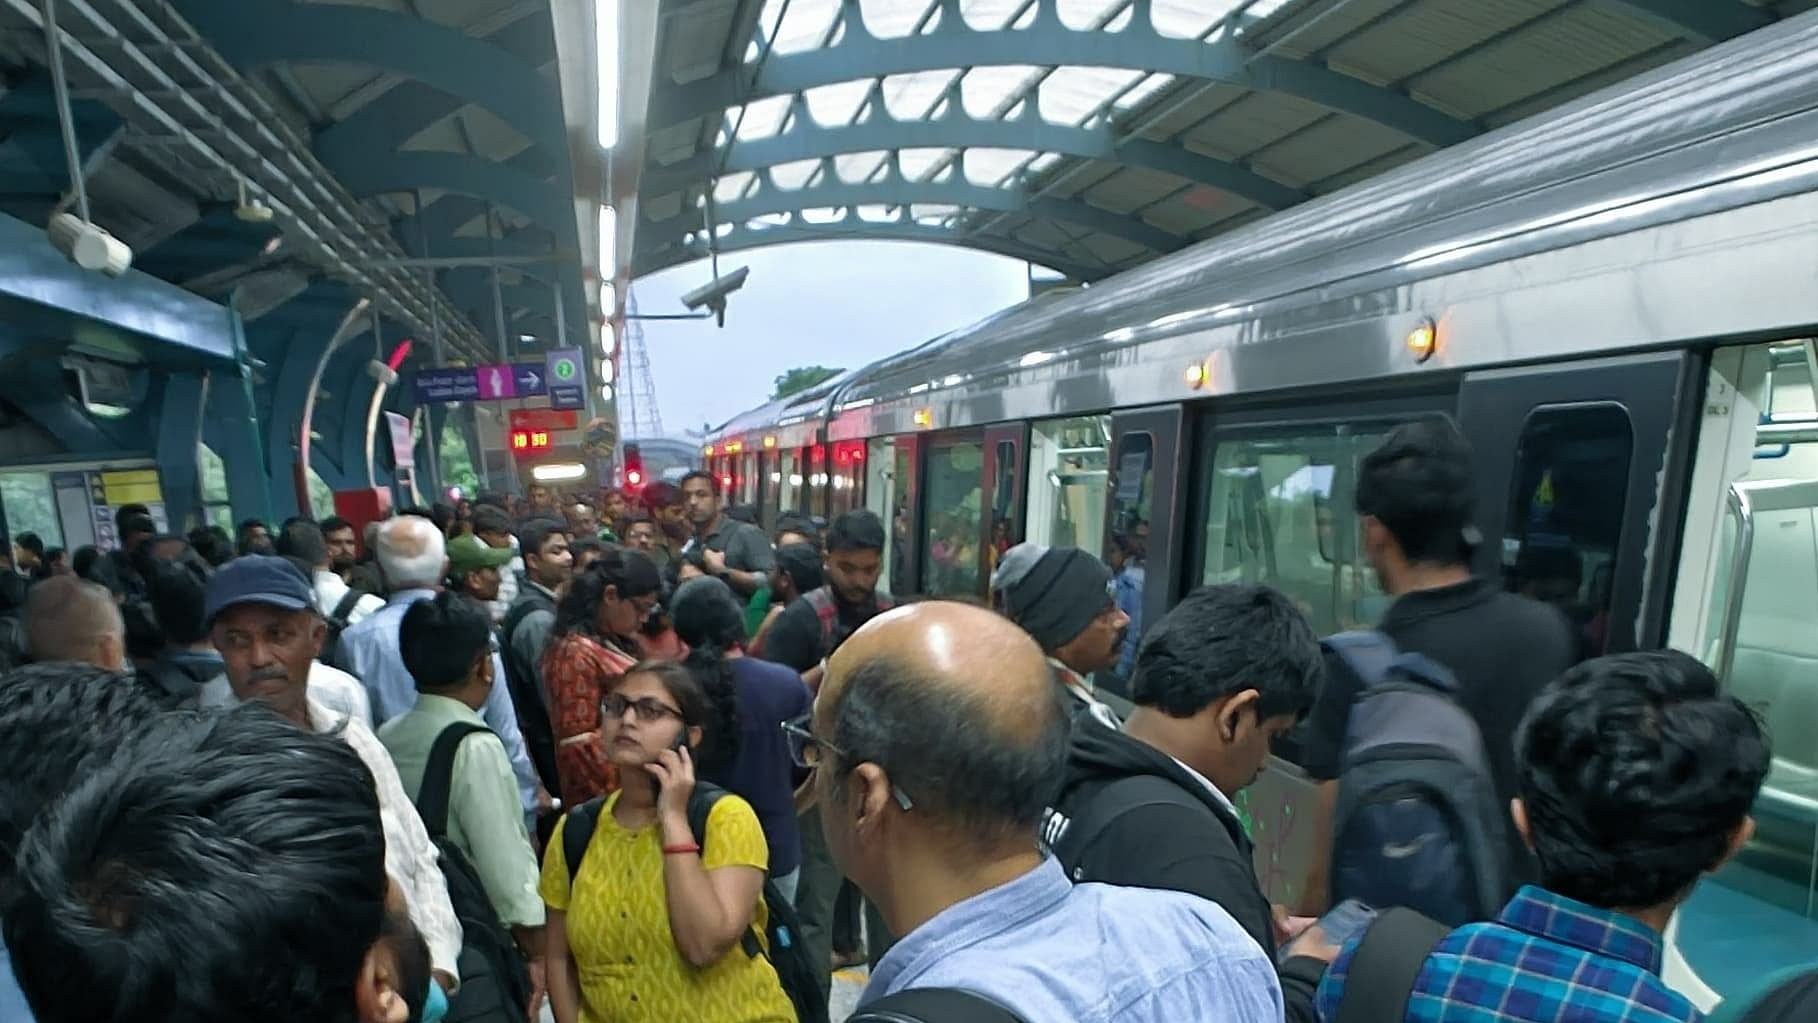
[1407,318,1439,363]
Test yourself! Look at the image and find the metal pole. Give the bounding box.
[491,266,509,362]
[40,0,90,223]
[423,266,445,499]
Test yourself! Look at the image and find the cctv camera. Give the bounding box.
[679,266,750,313]
[48,213,132,277]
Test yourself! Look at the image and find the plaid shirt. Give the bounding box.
[1315,886,1702,1023]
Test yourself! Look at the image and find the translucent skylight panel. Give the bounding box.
[1028,152,1065,174]
[731,95,793,140]
[835,150,889,182]
[911,203,963,220]
[959,0,1025,31]
[752,212,793,227]
[859,0,938,38]
[1040,67,1142,126]
[1114,72,1176,111]
[856,204,899,223]
[1056,0,1121,31]
[964,147,1039,186]
[1152,0,1238,39]
[898,147,956,181]
[803,80,872,126]
[713,171,755,203]
[881,70,960,121]
[801,206,848,224]
[768,159,821,190]
[961,65,1042,120]
[763,0,841,55]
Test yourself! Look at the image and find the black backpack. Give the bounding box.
[849,988,1030,1023]
[563,781,829,1023]
[1332,908,1451,1023]
[1326,632,1511,926]
[418,724,535,1022]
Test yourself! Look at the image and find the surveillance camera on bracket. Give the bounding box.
[679,266,750,327]
[48,212,132,277]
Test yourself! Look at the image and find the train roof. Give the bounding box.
[707,10,1818,443]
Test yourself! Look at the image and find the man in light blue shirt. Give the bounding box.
[810,602,1282,1023]
[337,514,542,817]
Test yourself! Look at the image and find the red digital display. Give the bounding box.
[509,429,553,457]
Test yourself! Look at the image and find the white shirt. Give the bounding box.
[200,675,464,981]
[1169,755,1238,816]
[313,569,385,626]
[200,661,372,728]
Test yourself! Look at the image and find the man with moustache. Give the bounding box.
[990,543,1134,726]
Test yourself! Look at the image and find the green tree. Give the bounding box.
[771,365,843,401]
[439,426,481,497]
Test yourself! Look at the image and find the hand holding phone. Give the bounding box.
[1280,898,1374,964]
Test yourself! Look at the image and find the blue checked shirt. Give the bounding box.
[1315,886,1702,1023]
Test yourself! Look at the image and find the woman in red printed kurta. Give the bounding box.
[541,549,663,804]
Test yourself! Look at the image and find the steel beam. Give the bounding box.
[337,152,570,240]
[636,216,1108,283]
[648,2,1474,150]
[152,369,206,529]
[1592,1,1771,44]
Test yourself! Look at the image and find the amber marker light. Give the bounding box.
[1185,361,1208,389]
[1407,318,1439,363]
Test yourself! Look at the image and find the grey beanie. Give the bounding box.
[991,543,1113,651]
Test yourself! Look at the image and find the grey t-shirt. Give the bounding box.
[697,517,776,575]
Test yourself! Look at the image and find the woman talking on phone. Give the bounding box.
[539,661,793,1023]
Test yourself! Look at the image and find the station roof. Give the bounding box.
[633,0,1811,284]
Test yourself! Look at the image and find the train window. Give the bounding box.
[1499,404,1633,659]
[830,442,864,518]
[760,450,781,531]
[198,442,232,532]
[778,449,801,514]
[807,445,828,517]
[923,439,984,597]
[865,438,900,593]
[1107,432,1154,680]
[1201,426,1392,638]
[1025,416,1109,551]
[0,471,63,548]
[889,441,914,596]
[987,439,1018,581]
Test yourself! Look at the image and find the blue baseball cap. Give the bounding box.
[204,554,316,627]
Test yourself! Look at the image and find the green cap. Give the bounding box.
[447,534,514,580]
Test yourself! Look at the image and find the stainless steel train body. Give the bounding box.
[703,11,1818,1001]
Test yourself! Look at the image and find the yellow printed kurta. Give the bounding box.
[541,792,794,1023]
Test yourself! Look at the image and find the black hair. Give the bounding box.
[145,556,211,646]
[275,518,329,567]
[319,515,354,537]
[187,526,234,567]
[471,504,512,537]
[670,581,745,775]
[430,503,457,535]
[570,536,607,561]
[727,503,759,525]
[400,591,493,693]
[774,542,824,595]
[3,701,398,1023]
[120,513,157,539]
[774,513,820,549]
[0,571,25,612]
[826,652,1069,847]
[1515,650,1769,909]
[112,504,149,532]
[236,518,269,537]
[518,517,570,561]
[679,470,720,496]
[397,506,437,524]
[1132,584,1322,721]
[552,550,662,641]
[15,532,43,557]
[1355,417,1477,565]
[43,547,65,565]
[827,509,886,554]
[72,546,123,597]
[0,662,165,879]
[643,481,683,509]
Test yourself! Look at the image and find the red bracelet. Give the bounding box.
[662,842,701,856]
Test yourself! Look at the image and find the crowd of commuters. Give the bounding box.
[0,423,1812,1023]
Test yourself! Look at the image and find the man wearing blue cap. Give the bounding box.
[200,554,464,999]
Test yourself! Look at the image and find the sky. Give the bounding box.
[628,241,1033,438]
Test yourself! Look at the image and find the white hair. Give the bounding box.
[376,515,447,590]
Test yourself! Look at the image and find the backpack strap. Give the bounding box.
[562,796,607,886]
[804,587,838,653]
[417,722,492,839]
[1322,631,1401,691]
[1333,908,1450,1023]
[330,587,364,625]
[684,782,767,960]
[851,988,1028,1023]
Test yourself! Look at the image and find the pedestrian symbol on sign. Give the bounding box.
[552,356,577,381]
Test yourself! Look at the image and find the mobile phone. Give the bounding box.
[1279,899,1375,961]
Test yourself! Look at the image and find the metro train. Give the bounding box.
[703,12,1818,1002]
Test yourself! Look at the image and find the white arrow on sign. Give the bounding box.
[518,369,541,389]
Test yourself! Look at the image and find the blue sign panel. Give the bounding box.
[549,384,585,411]
[512,362,548,396]
[414,367,480,403]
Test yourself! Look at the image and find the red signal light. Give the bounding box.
[626,468,643,486]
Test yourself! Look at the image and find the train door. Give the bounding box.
[1456,351,1697,656]
[871,434,921,596]
[1102,406,1184,696]
[829,440,865,518]
[759,448,780,531]
[920,431,988,598]
[981,423,1027,597]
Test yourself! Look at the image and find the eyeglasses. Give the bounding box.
[781,716,914,811]
[604,694,682,723]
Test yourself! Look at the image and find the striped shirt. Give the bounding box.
[1315,886,1701,1023]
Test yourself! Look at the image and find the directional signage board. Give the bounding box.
[416,363,547,403]
[545,348,586,411]
[508,408,579,433]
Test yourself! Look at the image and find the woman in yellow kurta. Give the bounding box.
[541,660,793,1023]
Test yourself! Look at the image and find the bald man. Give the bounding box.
[24,575,125,671]
[815,602,1282,1023]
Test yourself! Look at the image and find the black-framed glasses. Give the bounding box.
[604,694,682,723]
[781,716,914,810]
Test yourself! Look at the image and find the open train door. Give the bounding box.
[1455,351,1699,655]
[1103,404,1186,696]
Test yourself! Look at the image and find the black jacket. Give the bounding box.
[1051,716,1323,1022]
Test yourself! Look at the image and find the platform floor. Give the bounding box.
[831,966,869,1021]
